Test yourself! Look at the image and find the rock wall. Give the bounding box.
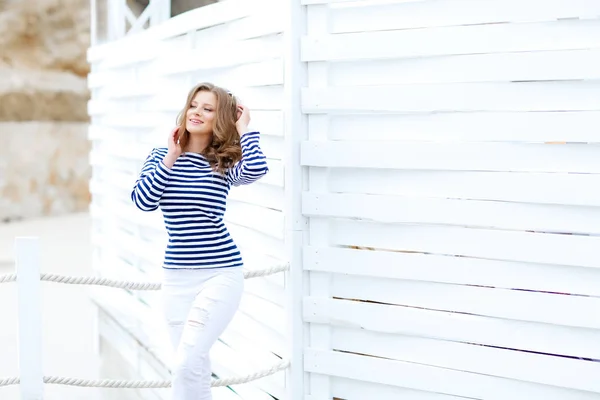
[0,0,91,222]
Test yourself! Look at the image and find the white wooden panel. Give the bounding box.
[302,82,600,113]
[328,168,600,207]
[143,84,285,112]
[331,274,600,329]
[228,310,286,356]
[329,0,600,33]
[239,292,286,336]
[331,327,600,393]
[228,183,284,211]
[303,192,600,234]
[301,20,600,62]
[304,349,600,399]
[304,246,600,297]
[330,49,600,86]
[226,201,283,239]
[227,223,285,260]
[301,141,600,173]
[327,111,600,143]
[190,59,284,88]
[154,37,282,75]
[328,219,600,269]
[304,298,600,364]
[326,376,469,400]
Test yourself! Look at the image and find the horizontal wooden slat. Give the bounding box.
[228,309,286,356]
[329,0,600,34]
[225,200,284,240]
[228,183,284,211]
[153,37,282,76]
[304,349,600,399]
[303,192,600,234]
[328,168,600,207]
[331,326,600,392]
[142,84,285,112]
[331,273,600,329]
[331,49,600,86]
[302,82,600,113]
[303,246,600,297]
[328,219,600,269]
[311,376,467,400]
[239,292,285,336]
[301,19,600,62]
[327,111,600,143]
[302,141,600,173]
[87,0,263,63]
[304,297,600,363]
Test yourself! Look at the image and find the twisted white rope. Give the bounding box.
[0,359,289,388]
[0,264,288,290]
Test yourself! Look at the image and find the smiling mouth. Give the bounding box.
[189,119,203,125]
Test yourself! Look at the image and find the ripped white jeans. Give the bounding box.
[161,267,244,400]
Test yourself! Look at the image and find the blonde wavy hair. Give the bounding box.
[175,82,242,174]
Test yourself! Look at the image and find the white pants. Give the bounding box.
[161,267,244,400]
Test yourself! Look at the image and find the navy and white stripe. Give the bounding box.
[131,131,269,269]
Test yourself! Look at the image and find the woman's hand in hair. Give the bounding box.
[163,126,183,169]
[236,105,251,136]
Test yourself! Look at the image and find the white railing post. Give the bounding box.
[15,237,44,400]
[283,0,309,399]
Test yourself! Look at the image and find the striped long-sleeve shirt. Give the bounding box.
[131,131,269,269]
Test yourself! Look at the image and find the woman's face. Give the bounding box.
[185,90,217,135]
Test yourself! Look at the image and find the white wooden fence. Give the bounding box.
[87,0,600,399]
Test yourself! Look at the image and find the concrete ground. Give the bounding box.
[0,212,108,400]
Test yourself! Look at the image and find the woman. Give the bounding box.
[131,82,269,400]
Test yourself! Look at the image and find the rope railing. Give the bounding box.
[1,237,291,397]
[0,359,290,389]
[0,263,289,289]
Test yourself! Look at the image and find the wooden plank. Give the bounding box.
[228,309,286,356]
[301,19,600,62]
[301,82,600,114]
[328,219,600,269]
[228,183,284,211]
[239,292,286,336]
[304,297,600,364]
[143,84,285,112]
[154,37,282,76]
[226,199,284,240]
[304,349,600,399]
[303,246,600,297]
[302,192,600,234]
[330,49,600,86]
[329,0,600,34]
[325,376,477,400]
[327,169,600,207]
[331,273,600,329]
[331,326,600,393]
[301,141,600,173]
[327,111,600,143]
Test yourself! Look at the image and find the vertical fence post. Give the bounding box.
[283,0,309,399]
[15,237,44,400]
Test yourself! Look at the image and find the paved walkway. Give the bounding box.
[0,212,108,400]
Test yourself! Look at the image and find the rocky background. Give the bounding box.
[0,0,91,222]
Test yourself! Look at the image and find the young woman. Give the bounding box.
[131,82,269,400]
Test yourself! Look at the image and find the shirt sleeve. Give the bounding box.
[226,131,269,186]
[131,148,173,211]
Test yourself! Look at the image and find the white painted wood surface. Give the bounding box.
[87,1,286,399]
[300,0,600,398]
[87,0,600,399]
[15,237,44,400]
